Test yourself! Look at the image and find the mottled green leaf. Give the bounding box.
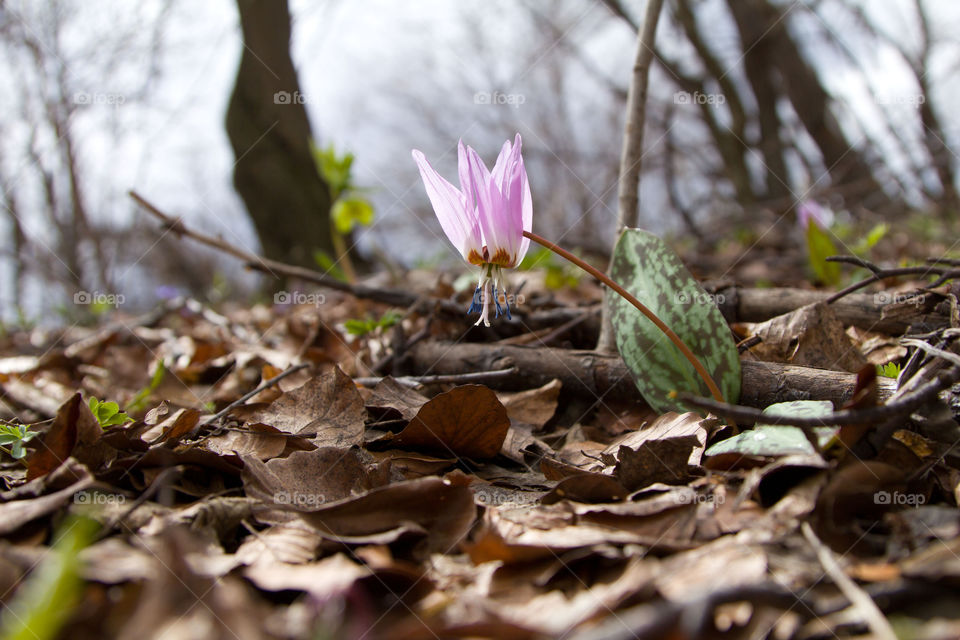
[705,400,838,457]
[607,228,740,413]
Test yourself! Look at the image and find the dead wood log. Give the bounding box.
[403,341,895,409]
[714,286,946,335]
[528,286,946,341]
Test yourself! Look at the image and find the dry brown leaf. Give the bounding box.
[297,476,476,553]
[498,379,561,429]
[613,435,701,491]
[541,473,629,505]
[242,367,365,447]
[490,557,655,634]
[0,459,94,535]
[242,447,378,518]
[115,527,263,640]
[603,411,710,463]
[26,392,103,480]
[365,376,430,422]
[205,422,305,460]
[393,385,510,459]
[148,407,200,445]
[235,521,324,566]
[655,536,767,601]
[243,552,369,597]
[744,302,868,372]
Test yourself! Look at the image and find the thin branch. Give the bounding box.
[353,367,518,388]
[901,339,960,368]
[680,364,960,427]
[202,363,310,428]
[801,522,897,640]
[824,256,960,304]
[130,190,452,310]
[616,0,664,230]
[826,255,882,273]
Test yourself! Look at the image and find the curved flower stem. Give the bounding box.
[523,230,725,404]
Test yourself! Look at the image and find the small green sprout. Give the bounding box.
[519,246,580,289]
[0,422,39,460]
[311,142,376,283]
[877,362,901,379]
[125,362,167,414]
[88,397,133,429]
[344,310,402,337]
[0,515,97,640]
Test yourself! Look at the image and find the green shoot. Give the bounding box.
[125,362,167,414]
[312,250,348,283]
[310,141,376,284]
[0,516,97,640]
[0,421,39,461]
[344,310,402,337]
[88,397,133,429]
[519,246,580,289]
[877,362,901,379]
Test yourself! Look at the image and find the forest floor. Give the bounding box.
[2,225,960,640]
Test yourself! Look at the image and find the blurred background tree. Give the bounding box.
[226,0,335,270]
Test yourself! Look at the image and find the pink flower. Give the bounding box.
[796,200,834,230]
[412,134,532,326]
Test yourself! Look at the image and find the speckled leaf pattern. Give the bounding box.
[607,229,740,413]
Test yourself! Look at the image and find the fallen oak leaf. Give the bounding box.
[26,393,103,481]
[296,476,476,554]
[241,367,365,448]
[364,376,430,422]
[391,385,510,459]
[614,435,701,491]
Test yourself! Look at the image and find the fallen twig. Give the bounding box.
[202,363,310,430]
[130,190,446,309]
[680,364,960,427]
[824,255,960,304]
[801,522,897,640]
[353,367,518,388]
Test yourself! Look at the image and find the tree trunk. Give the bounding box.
[226,0,334,270]
[725,0,893,211]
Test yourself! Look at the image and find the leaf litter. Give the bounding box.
[1,284,960,639]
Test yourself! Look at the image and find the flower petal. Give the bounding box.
[412,149,481,260]
[467,146,516,266]
[490,137,514,191]
[511,156,532,264]
[500,135,531,265]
